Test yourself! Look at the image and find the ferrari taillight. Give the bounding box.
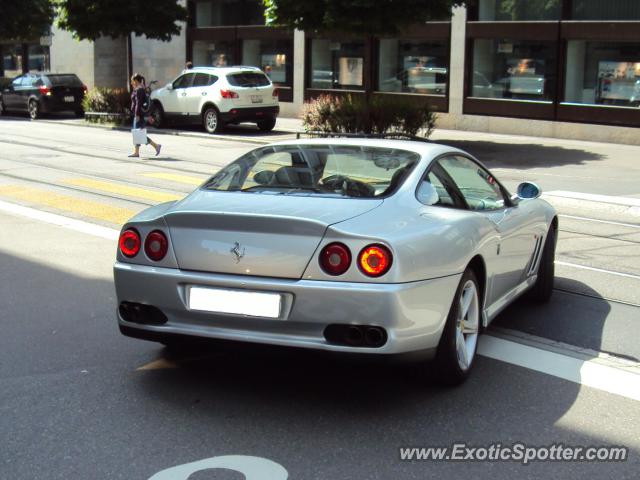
[119,229,140,258]
[358,244,392,277]
[319,242,351,276]
[144,230,168,261]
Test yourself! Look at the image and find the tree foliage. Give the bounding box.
[0,0,55,40]
[263,0,467,35]
[56,0,188,41]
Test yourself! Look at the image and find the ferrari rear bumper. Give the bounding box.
[114,262,461,356]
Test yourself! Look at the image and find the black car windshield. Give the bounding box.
[46,74,83,87]
[226,72,271,87]
[203,144,421,198]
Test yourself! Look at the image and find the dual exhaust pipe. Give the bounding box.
[324,324,388,348]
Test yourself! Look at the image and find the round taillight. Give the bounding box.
[144,230,168,261]
[319,242,351,276]
[119,229,140,258]
[358,244,392,277]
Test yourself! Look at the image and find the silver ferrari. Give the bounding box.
[114,138,557,384]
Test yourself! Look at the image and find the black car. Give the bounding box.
[0,73,87,119]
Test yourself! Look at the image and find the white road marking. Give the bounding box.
[559,214,640,229]
[478,336,640,402]
[3,199,639,400]
[0,199,119,240]
[555,261,640,280]
[545,191,640,207]
[148,455,288,480]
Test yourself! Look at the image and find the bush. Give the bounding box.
[301,94,436,139]
[0,77,12,90]
[82,87,130,114]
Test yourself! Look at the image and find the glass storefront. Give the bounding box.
[478,0,560,21]
[27,45,50,72]
[193,40,235,67]
[565,41,640,107]
[2,44,24,77]
[471,39,556,101]
[310,39,365,90]
[195,0,264,27]
[377,39,448,95]
[572,0,640,20]
[241,39,292,85]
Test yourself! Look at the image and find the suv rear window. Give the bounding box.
[226,72,270,87]
[45,74,83,87]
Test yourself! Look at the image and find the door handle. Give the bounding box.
[202,92,207,96]
[181,93,187,96]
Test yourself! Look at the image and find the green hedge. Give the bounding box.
[302,94,436,138]
[82,87,130,115]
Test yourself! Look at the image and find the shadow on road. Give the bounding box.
[433,139,605,169]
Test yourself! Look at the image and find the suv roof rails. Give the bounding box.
[295,131,430,143]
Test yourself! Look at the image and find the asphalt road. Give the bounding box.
[1,117,639,479]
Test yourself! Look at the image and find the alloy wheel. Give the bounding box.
[455,279,479,371]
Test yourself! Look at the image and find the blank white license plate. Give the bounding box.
[189,286,282,318]
[251,95,263,104]
[64,96,74,102]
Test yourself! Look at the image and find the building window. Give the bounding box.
[471,39,556,102]
[564,41,640,108]
[2,44,24,77]
[241,39,292,86]
[377,39,448,95]
[478,0,560,21]
[310,39,365,90]
[28,45,50,72]
[193,40,235,66]
[195,0,265,27]
[571,0,640,20]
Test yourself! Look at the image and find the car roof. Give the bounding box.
[269,138,466,159]
[188,66,265,74]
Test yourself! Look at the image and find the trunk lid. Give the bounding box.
[164,190,382,279]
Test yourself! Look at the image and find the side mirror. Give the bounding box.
[516,182,541,200]
[416,181,439,206]
[165,83,173,90]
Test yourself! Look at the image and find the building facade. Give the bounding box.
[4,0,640,144]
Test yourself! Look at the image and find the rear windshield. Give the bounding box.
[45,74,83,87]
[226,72,271,87]
[203,145,421,199]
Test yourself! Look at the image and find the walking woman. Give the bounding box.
[129,73,161,158]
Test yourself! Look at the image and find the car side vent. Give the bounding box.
[527,235,545,276]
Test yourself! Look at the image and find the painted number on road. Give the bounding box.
[149,455,288,479]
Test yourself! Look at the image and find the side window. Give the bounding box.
[12,76,24,87]
[172,74,194,89]
[208,74,218,86]
[426,171,455,207]
[437,156,506,211]
[192,73,209,87]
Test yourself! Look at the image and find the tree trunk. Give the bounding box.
[126,33,133,92]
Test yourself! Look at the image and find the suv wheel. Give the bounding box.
[257,117,276,132]
[203,106,222,134]
[28,99,40,120]
[0,98,5,115]
[151,102,164,128]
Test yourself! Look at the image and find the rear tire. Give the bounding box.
[0,99,5,115]
[528,224,557,303]
[203,106,222,133]
[257,117,276,132]
[28,99,40,120]
[432,268,481,386]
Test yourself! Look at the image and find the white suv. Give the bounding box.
[150,66,279,133]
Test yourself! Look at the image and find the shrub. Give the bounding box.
[82,87,130,114]
[0,77,12,90]
[301,93,436,139]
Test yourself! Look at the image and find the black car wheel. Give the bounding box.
[203,106,222,134]
[151,102,165,128]
[257,117,276,132]
[28,99,40,120]
[0,98,5,116]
